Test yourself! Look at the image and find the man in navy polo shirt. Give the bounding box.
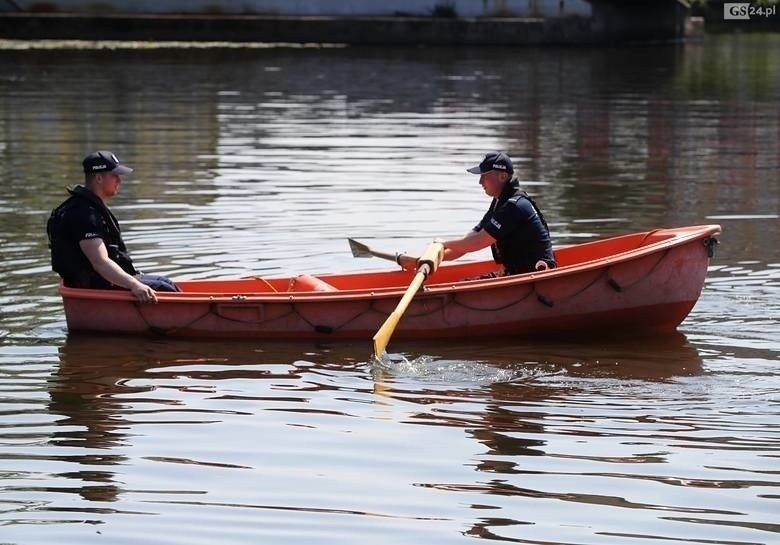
[398,151,555,275]
[47,151,179,303]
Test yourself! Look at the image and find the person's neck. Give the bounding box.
[495,178,517,200]
[84,184,108,203]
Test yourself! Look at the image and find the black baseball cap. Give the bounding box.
[466,151,513,175]
[82,151,133,175]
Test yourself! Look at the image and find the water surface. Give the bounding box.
[0,34,778,544]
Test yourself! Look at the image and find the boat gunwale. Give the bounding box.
[58,224,721,304]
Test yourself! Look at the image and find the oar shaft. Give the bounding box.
[369,248,398,262]
[371,241,444,358]
[348,238,399,262]
[372,265,428,357]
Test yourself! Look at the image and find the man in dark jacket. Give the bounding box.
[398,151,555,275]
[47,151,179,303]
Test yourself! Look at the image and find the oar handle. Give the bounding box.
[418,242,445,274]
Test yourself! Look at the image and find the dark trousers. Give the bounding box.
[137,274,181,292]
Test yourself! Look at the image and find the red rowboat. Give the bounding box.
[59,225,721,340]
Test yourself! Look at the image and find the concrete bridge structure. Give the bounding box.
[0,0,699,45]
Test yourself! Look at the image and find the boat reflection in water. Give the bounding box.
[53,331,703,396]
[49,332,702,511]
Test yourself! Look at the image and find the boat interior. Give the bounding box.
[175,229,683,295]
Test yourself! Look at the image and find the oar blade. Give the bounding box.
[348,239,399,262]
[372,311,401,358]
[348,238,373,258]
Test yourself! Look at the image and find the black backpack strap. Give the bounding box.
[509,191,551,233]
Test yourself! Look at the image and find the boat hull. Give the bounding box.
[59,225,721,340]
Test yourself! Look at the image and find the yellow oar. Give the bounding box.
[372,242,444,358]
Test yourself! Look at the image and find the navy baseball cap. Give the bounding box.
[82,151,133,175]
[467,151,513,175]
